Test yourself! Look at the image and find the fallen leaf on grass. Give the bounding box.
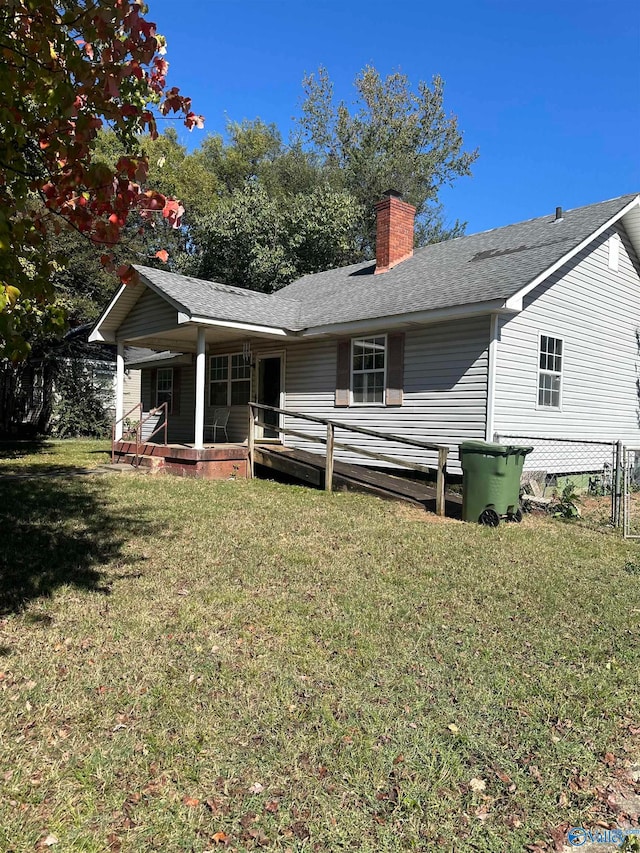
[264,800,279,813]
[528,764,542,783]
[248,782,264,794]
[246,827,269,846]
[494,768,512,785]
[604,752,616,767]
[41,835,59,848]
[474,804,490,821]
[469,777,486,793]
[182,796,200,807]
[211,831,229,845]
[290,821,310,840]
[447,723,459,734]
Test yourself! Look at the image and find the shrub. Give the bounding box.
[51,359,112,438]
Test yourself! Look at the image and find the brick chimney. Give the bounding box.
[374,189,416,274]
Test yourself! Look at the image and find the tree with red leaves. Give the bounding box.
[0,0,203,358]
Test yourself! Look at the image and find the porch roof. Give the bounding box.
[132,265,302,330]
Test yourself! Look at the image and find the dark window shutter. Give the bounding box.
[172,367,181,415]
[335,340,351,407]
[385,332,405,406]
[149,368,157,409]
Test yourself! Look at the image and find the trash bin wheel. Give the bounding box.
[506,507,523,523]
[479,508,500,527]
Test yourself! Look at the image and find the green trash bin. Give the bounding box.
[459,441,533,526]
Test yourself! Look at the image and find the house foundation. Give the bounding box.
[112,440,250,479]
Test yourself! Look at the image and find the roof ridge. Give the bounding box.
[414,192,640,251]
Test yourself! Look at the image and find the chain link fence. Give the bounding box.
[623,448,640,538]
[494,434,622,526]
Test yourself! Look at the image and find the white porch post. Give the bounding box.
[115,342,125,441]
[194,327,206,449]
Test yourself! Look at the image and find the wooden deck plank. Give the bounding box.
[254,444,461,514]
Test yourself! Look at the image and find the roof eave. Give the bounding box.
[505,194,640,311]
[88,283,128,343]
[299,298,515,338]
[187,315,297,338]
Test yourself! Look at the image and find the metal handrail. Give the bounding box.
[248,402,449,515]
[133,403,168,467]
[111,402,168,467]
[112,403,142,463]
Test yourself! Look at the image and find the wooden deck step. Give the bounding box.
[254,445,461,516]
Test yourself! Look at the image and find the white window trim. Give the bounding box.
[350,334,387,407]
[156,367,174,410]
[208,353,252,407]
[536,332,563,411]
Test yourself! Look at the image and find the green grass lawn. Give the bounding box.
[0,438,111,474]
[1,441,639,851]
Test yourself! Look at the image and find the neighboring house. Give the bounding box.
[90,191,640,474]
[0,326,143,436]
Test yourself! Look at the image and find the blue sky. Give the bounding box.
[148,0,640,234]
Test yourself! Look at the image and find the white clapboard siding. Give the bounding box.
[278,317,490,473]
[494,225,640,471]
[122,369,141,414]
[118,287,177,341]
[140,366,195,444]
[136,317,490,465]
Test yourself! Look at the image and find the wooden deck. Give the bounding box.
[254,445,462,516]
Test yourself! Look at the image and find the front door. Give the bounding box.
[256,354,283,439]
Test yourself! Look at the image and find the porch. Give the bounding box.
[111,438,250,479]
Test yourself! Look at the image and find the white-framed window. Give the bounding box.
[538,334,562,408]
[156,367,173,409]
[351,336,386,405]
[209,356,228,406]
[209,354,251,406]
[230,354,251,405]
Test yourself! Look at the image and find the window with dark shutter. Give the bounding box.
[335,340,350,407]
[385,333,405,406]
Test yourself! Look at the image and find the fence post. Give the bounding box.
[248,404,255,479]
[436,447,448,517]
[325,422,335,492]
[614,440,623,527]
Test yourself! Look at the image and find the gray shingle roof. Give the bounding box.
[276,193,639,328]
[132,265,302,329]
[135,194,638,333]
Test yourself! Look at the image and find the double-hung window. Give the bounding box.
[209,356,229,406]
[209,354,251,406]
[230,354,251,405]
[538,335,562,408]
[352,336,386,405]
[156,367,173,409]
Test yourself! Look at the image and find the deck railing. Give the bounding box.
[248,402,450,515]
[112,402,168,467]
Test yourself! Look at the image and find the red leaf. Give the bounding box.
[182,796,200,807]
[155,249,169,263]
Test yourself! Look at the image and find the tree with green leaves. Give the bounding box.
[184,183,363,293]
[297,65,478,251]
[186,66,477,292]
